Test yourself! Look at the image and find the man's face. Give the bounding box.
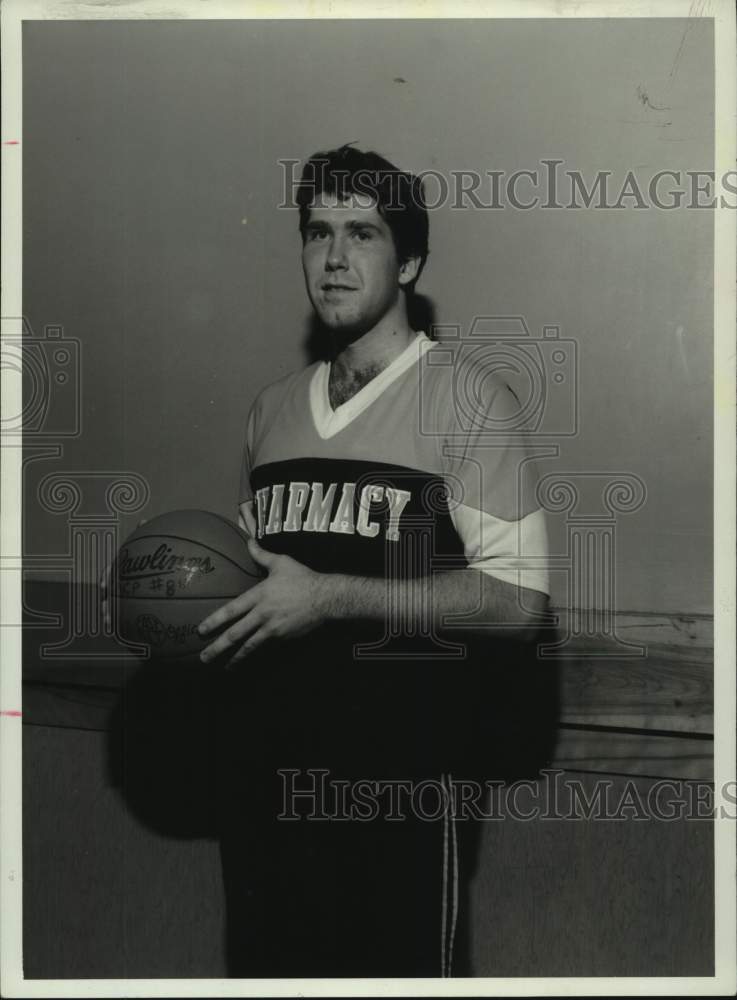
[301,191,416,337]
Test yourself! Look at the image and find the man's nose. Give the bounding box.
[325,236,349,270]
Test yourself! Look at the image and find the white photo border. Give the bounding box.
[1,1,734,996]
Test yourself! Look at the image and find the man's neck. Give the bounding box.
[333,324,415,373]
[327,318,419,411]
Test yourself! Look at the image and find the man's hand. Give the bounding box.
[197,534,549,668]
[197,538,331,665]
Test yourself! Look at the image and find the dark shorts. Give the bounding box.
[109,632,558,978]
[210,633,556,978]
[217,768,481,977]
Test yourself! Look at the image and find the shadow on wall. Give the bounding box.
[105,631,561,840]
[106,660,222,839]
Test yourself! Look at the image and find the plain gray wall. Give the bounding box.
[22,18,714,614]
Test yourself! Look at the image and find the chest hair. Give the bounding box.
[328,362,385,410]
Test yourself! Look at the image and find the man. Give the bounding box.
[198,145,555,977]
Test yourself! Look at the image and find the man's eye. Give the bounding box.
[353,230,371,242]
[307,230,328,241]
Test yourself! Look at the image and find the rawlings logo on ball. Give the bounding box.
[118,544,215,581]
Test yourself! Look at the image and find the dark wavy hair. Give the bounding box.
[296,144,430,286]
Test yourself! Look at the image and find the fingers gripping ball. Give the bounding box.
[112,509,261,660]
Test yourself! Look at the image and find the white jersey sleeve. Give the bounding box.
[439,375,550,597]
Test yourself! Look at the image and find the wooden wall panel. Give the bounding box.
[552,727,713,781]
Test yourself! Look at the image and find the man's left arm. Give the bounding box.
[198,538,548,665]
[325,561,549,642]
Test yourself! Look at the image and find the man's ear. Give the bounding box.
[398,255,422,287]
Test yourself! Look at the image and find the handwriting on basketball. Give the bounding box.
[135,614,199,648]
[117,544,215,596]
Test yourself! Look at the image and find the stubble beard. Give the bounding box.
[314,300,377,354]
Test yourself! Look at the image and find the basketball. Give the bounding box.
[111,509,261,660]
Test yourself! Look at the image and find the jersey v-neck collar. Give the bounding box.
[310,332,434,440]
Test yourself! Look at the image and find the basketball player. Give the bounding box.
[196,145,555,977]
